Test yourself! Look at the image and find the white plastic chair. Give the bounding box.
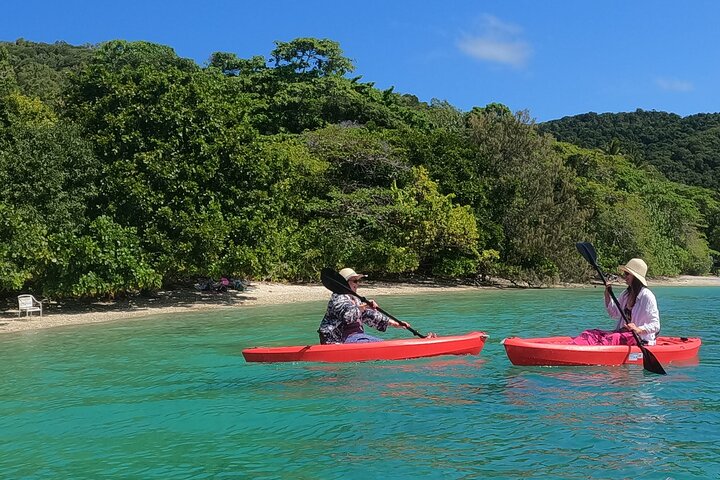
[18,294,43,317]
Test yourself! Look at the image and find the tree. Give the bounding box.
[270,38,354,77]
[217,135,327,280]
[558,142,716,276]
[0,97,99,295]
[468,106,586,284]
[298,167,481,278]
[540,110,720,191]
[207,52,267,77]
[66,41,257,281]
[0,45,18,96]
[91,40,197,72]
[43,216,161,298]
[305,124,411,191]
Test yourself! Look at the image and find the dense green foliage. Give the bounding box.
[539,110,720,192]
[1,38,718,299]
[540,110,720,272]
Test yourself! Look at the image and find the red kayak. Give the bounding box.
[502,336,701,367]
[243,331,488,363]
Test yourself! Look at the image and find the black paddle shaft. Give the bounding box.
[320,268,426,339]
[575,242,666,375]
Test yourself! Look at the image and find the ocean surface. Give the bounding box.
[1,286,718,479]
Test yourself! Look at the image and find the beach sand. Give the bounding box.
[1,275,718,335]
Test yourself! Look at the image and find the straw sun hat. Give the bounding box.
[619,258,648,286]
[339,268,366,282]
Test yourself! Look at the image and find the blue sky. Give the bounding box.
[3,0,720,121]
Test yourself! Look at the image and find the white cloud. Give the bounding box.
[656,77,694,92]
[457,14,531,68]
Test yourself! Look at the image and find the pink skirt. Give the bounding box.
[571,329,637,346]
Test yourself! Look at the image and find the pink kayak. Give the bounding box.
[243,331,488,363]
[502,336,701,366]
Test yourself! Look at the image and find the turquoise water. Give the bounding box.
[1,286,719,479]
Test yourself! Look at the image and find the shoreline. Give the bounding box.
[2,275,718,335]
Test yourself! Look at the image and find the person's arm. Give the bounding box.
[605,285,621,319]
[357,309,386,331]
[605,287,630,330]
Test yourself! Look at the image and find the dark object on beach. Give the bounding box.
[194,278,253,293]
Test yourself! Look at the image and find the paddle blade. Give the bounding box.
[641,346,667,375]
[575,242,597,266]
[576,241,607,285]
[320,267,354,296]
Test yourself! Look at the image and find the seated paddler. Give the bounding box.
[317,268,408,344]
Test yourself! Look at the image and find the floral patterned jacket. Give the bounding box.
[317,293,390,344]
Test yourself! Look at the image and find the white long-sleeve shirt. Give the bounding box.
[606,287,661,345]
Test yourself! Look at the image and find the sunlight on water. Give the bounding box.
[0,287,718,478]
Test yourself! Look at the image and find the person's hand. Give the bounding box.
[605,284,613,293]
[367,299,379,309]
[625,322,640,334]
[389,319,407,329]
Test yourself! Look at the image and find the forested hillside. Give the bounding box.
[1,38,718,299]
[539,110,720,192]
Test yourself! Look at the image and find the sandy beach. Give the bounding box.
[2,275,718,335]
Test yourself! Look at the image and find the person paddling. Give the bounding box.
[317,268,408,344]
[572,258,661,346]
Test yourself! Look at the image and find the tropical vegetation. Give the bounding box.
[1,38,718,299]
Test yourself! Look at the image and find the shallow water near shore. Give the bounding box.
[1,286,719,479]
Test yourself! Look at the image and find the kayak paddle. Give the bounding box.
[576,242,666,375]
[320,268,427,339]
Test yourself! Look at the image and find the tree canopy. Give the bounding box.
[539,109,720,192]
[0,38,717,299]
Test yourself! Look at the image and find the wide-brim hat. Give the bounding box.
[339,268,366,282]
[619,258,648,286]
